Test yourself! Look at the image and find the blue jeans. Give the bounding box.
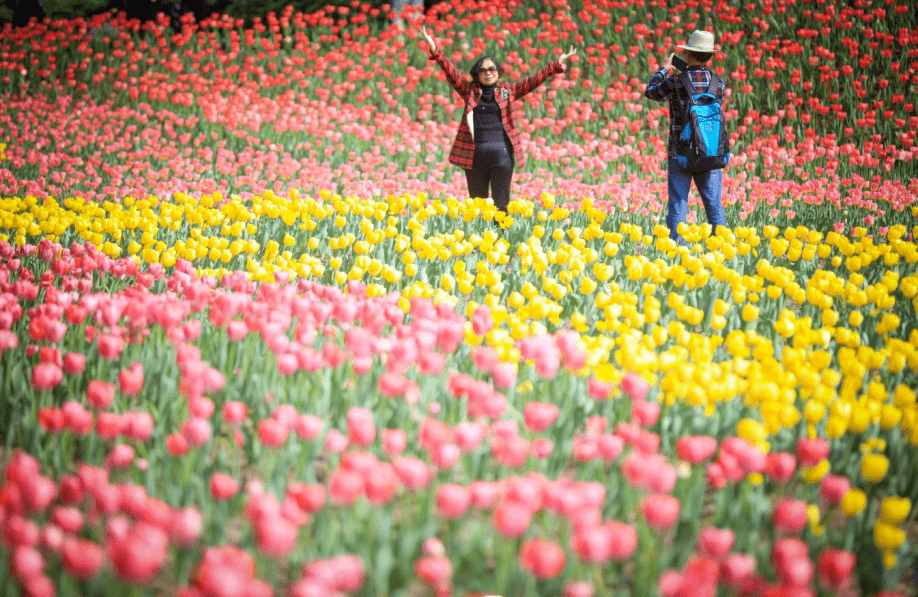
[666,158,725,241]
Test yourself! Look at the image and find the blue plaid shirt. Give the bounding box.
[645,66,725,158]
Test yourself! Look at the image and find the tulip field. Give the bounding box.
[1,0,918,595]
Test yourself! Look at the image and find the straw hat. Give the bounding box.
[677,30,717,53]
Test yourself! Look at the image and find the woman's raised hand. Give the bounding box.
[558,46,577,69]
[419,26,437,53]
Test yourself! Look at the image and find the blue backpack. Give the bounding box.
[675,72,730,172]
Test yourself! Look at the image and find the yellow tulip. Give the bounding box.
[802,459,830,483]
[741,304,759,323]
[873,521,906,551]
[878,497,911,525]
[840,488,867,517]
[861,453,889,483]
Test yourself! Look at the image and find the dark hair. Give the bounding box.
[687,50,713,64]
[469,56,505,78]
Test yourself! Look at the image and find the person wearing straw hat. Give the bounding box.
[645,29,728,242]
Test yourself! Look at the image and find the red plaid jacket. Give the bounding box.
[428,49,564,170]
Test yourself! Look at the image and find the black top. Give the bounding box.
[473,85,505,144]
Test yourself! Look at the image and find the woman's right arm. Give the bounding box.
[420,26,470,97]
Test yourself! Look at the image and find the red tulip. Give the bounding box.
[222,401,248,425]
[108,522,168,583]
[676,435,718,464]
[62,352,85,375]
[287,483,326,514]
[819,474,851,507]
[817,548,855,590]
[31,362,63,391]
[796,437,830,467]
[697,527,735,559]
[414,555,452,586]
[772,498,809,534]
[765,452,797,483]
[62,538,105,581]
[520,538,565,579]
[209,473,240,501]
[720,552,757,588]
[118,362,144,396]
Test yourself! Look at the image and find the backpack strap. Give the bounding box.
[707,75,722,99]
[679,71,697,104]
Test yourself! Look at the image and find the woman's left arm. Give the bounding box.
[511,46,576,99]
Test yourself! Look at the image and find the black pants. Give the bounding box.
[465,139,514,212]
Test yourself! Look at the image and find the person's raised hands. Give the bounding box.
[558,46,577,69]
[419,26,436,53]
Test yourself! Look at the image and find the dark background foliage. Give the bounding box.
[1,0,439,26]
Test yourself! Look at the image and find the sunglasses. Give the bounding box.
[479,67,499,74]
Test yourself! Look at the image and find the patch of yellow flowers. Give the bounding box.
[3,190,918,452]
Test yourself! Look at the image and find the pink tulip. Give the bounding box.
[10,545,44,582]
[346,407,376,447]
[492,498,533,537]
[169,507,203,547]
[86,379,115,409]
[294,414,324,440]
[381,428,407,455]
[470,481,502,509]
[491,433,529,467]
[329,468,364,506]
[620,371,650,401]
[364,463,398,504]
[523,401,559,432]
[254,514,298,558]
[641,494,681,530]
[436,484,472,519]
[453,422,486,452]
[182,417,212,447]
[393,457,431,491]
